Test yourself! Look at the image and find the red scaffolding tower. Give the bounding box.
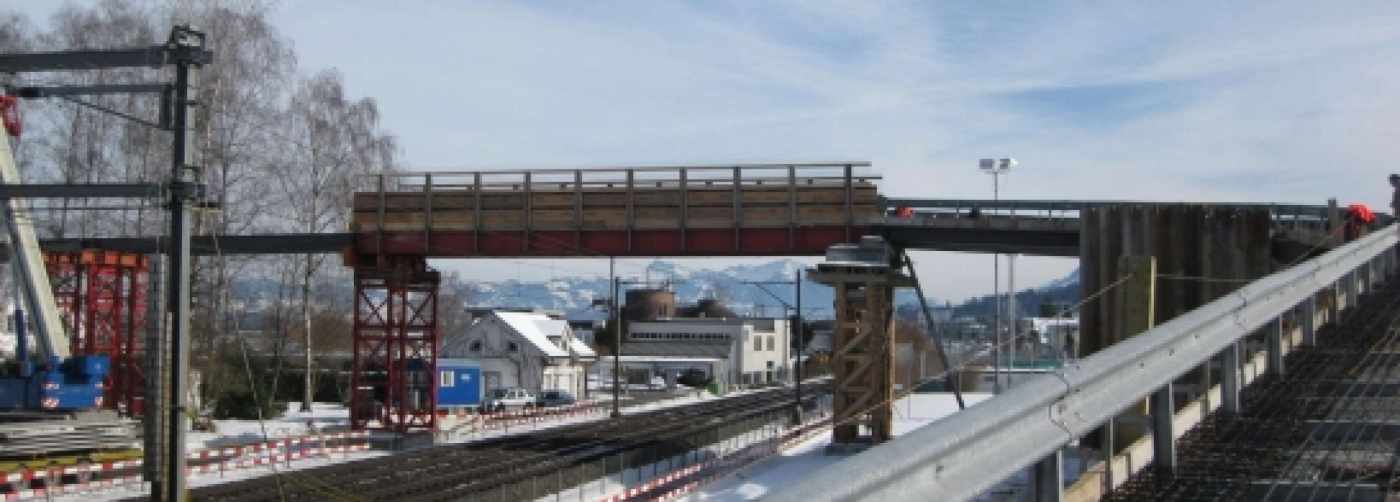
[350,256,439,432]
[44,250,150,416]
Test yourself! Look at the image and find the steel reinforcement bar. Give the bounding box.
[765,226,1398,502]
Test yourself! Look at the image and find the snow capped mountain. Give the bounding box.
[460,259,832,318]
[1042,268,1079,291]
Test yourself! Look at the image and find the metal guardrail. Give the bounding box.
[766,226,1399,502]
[883,198,1335,221]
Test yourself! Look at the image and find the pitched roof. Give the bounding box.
[567,337,597,357]
[495,311,570,357]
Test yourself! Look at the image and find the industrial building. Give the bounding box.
[440,311,596,398]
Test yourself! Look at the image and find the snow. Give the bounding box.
[188,402,351,449]
[495,311,570,357]
[567,337,597,357]
[682,392,996,501]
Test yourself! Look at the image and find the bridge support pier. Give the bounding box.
[809,237,911,448]
[350,256,440,432]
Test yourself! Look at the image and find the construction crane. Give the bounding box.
[0,94,136,479]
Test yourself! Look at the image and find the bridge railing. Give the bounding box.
[882,197,1335,222]
[766,225,1398,502]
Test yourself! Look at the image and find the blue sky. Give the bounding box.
[11,1,1400,302]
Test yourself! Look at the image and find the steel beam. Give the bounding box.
[0,183,163,199]
[0,45,210,72]
[11,84,168,97]
[40,233,352,255]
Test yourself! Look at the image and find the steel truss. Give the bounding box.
[351,256,440,432]
[44,250,150,416]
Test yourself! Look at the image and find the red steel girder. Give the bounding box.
[351,256,439,432]
[43,250,150,415]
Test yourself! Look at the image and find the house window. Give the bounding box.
[767,336,775,351]
[507,341,520,352]
[440,370,455,388]
[754,335,762,351]
[469,341,483,352]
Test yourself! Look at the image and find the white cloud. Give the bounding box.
[10,1,1398,301]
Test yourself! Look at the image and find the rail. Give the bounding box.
[765,225,1398,502]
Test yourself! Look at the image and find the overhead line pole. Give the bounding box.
[741,276,806,421]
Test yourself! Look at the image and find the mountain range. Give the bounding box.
[228,259,1081,321]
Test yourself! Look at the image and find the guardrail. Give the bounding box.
[882,198,1336,221]
[766,225,1398,502]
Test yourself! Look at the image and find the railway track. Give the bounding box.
[187,383,828,501]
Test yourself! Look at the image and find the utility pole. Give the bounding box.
[610,271,621,418]
[741,274,804,421]
[794,268,803,421]
[978,158,1016,394]
[165,27,205,502]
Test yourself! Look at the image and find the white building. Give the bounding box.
[624,317,791,388]
[441,311,596,398]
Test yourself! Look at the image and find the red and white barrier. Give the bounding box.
[0,431,371,500]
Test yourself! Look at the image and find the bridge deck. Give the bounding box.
[351,163,879,257]
[1111,279,1400,501]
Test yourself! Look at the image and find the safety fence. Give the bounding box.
[438,402,610,441]
[0,431,370,500]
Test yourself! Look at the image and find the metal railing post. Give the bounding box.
[1221,341,1241,415]
[1151,385,1175,480]
[1301,296,1317,346]
[1033,449,1063,502]
[1267,317,1285,376]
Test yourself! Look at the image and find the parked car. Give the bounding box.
[484,388,535,412]
[536,390,577,408]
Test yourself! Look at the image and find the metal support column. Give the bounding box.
[1221,341,1241,415]
[1032,449,1063,502]
[164,27,205,501]
[1267,317,1285,376]
[1151,385,1176,480]
[1301,296,1317,346]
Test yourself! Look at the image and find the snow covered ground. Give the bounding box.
[682,392,1003,501]
[50,389,758,501]
[189,402,352,449]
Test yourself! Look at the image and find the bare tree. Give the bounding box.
[272,69,397,411]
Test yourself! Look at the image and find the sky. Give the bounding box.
[10,1,1400,303]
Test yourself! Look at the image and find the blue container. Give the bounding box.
[436,359,482,409]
